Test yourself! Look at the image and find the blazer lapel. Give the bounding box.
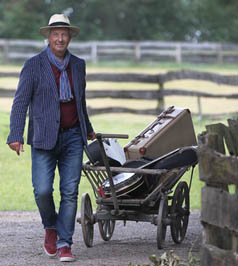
[40,50,59,101]
[71,58,84,102]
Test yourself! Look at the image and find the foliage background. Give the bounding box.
[0,0,238,42]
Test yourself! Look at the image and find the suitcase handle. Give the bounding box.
[137,107,176,138]
[124,106,176,147]
[96,133,129,139]
[138,115,174,138]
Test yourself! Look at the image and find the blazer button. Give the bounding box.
[56,120,60,123]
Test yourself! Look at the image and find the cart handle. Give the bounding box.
[96,133,129,139]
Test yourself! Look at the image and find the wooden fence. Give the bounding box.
[1,69,238,118]
[2,39,238,64]
[198,119,238,266]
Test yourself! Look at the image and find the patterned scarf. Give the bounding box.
[46,45,73,102]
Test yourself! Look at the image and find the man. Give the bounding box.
[7,14,96,262]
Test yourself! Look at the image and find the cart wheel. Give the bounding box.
[81,193,94,247]
[157,196,168,249]
[170,181,190,244]
[98,219,116,241]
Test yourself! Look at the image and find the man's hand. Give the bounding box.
[87,131,96,141]
[8,142,24,156]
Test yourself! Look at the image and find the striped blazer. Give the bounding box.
[7,48,94,150]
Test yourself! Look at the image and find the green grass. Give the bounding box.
[0,109,226,211]
[0,61,235,211]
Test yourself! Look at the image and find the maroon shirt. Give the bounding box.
[51,64,79,129]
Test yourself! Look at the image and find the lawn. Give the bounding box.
[0,62,235,211]
[0,110,224,211]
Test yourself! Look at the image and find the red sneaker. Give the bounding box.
[44,229,57,257]
[58,246,76,262]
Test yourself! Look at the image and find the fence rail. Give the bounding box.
[2,39,238,64]
[1,69,238,117]
[198,119,238,266]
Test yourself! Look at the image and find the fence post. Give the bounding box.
[157,78,165,113]
[199,122,238,266]
[135,42,141,62]
[91,42,98,64]
[197,96,202,118]
[3,39,9,63]
[216,44,223,64]
[175,43,182,64]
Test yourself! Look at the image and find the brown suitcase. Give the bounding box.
[124,106,197,160]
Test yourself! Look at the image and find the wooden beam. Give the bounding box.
[201,186,238,231]
[198,145,238,185]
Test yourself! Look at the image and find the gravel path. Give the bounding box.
[0,210,202,266]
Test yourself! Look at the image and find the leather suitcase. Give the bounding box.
[124,106,197,160]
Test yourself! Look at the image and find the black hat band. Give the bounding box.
[49,22,70,27]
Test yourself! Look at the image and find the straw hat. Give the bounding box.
[40,14,80,38]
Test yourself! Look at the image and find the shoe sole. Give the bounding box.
[59,257,76,262]
[43,246,57,258]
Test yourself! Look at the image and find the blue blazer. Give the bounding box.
[7,49,94,150]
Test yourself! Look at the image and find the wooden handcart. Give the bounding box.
[77,133,197,249]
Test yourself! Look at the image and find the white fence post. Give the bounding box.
[175,43,182,64]
[216,43,223,64]
[3,39,9,62]
[91,42,98,64]
[135,42,141,61]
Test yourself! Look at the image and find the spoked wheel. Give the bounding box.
[81,193,94,247]
[98,219,116,241]
[170,181,190,244]
[157,196,168,249]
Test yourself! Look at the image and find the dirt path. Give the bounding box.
[0,210,202,266]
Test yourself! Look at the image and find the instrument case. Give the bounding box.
[124,106,197,160]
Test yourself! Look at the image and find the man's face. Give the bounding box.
[48,28,71,57]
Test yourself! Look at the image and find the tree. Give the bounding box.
[191,0,238,42]
[0,0,51,39]
[53,0,194,41]
[0,0,238,43]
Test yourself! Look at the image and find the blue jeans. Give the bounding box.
[31,125,84,249]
